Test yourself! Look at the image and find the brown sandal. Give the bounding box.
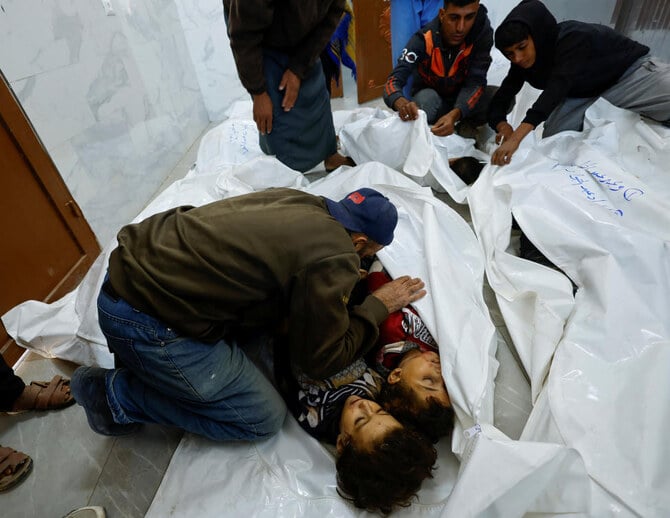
[0,446,33,492]
[10,375,76,413]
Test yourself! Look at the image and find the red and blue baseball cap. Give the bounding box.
[325,188,398,246]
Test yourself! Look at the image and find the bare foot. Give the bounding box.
[324,152,355,172]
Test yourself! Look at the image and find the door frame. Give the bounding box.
[0,71,100,365]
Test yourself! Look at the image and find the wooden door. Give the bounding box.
[353,0,393,104]
[0,71,100,366]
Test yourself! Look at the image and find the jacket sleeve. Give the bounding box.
[487,66,525,129]
[287,1,345,80]
[288,254,389,380]
[522,35,586,127]
[454,24,493,118]
[383,31,427,109]
[225,0,274,95]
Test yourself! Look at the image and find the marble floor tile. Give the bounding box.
[1,356,116,518]
[3,329,184,518]
[1,120,213,518]
[89,425,184,518]
[493,328,533,440]
[495,323,528,383]
[482,281,505,327]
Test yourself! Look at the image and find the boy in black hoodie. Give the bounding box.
[488,0,670,166]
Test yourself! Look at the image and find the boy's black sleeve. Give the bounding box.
[488,66,525,129]
[521,35,588,127]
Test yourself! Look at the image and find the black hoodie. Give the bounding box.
[488,0,649,129]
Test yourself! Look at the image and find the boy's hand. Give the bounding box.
[491,122,534,166]
[491,138,520,165]
[495,121,514,144]
[371,276,426,313]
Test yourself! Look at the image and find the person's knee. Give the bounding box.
[253,400,287,440]
[231,395,286,442]
[203,397,286,442]
[413,88,443,123]
[243,384,287,441]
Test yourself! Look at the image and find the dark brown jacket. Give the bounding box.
[108,188,388,379]
[223,0,345,94]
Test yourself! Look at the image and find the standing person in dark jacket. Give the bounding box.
[383,0,494,137]
[223,0,354,173]
[489,0,670,166]
[71,187,426,442]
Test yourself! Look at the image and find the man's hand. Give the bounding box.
[393,97,419,122]
[279,69,301,112]
[431,108,461,137]
[253,92,273,135]
[372,275,426,314]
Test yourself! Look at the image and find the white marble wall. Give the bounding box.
[174,0,248,121]
[0,0,211,244]
[487,0,616,28]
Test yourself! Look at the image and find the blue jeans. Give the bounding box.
[97,284,286,442]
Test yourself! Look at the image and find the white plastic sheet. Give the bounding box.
[338,108,489,202]
[12,101,649,516]
[469,98,670,516]
[142,159,589,517]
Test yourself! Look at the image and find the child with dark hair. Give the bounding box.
[377,350,454,443]
[367,267,455,443]
[449,156,485,185]
[335,398,437,514]
[277,356,437,514]
[274,260,454,513]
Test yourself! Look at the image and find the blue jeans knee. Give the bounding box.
[97,282,287,442]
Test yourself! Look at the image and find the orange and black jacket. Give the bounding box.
[383,4,493,119]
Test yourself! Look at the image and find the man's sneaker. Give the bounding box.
[71,367,141,436]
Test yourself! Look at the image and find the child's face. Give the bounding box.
[337,396,402,453]
[390,350,451,407]
[502,36,537,69]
